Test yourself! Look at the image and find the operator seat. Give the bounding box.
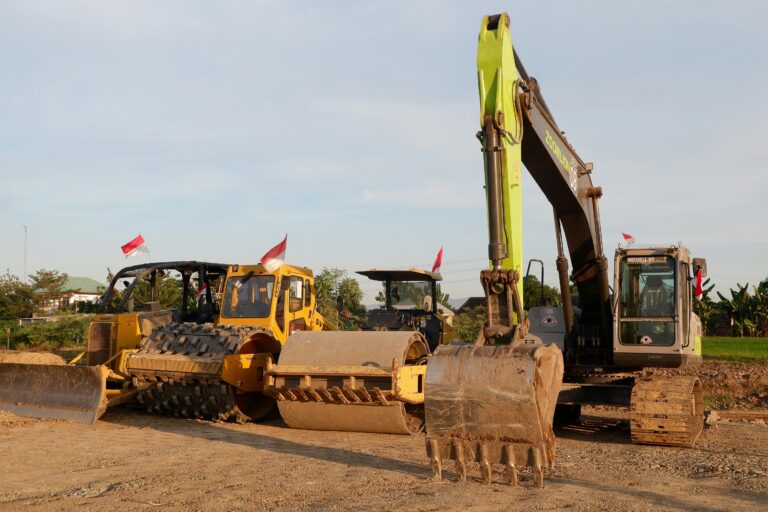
[640,275,672,316]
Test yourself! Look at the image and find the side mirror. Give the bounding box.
[692,258,707,277]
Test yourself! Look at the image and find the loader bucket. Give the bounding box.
[424,342,563,486]
[268,331,429,434]
[0,363,109,424]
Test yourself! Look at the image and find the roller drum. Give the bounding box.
[273,330,429,434]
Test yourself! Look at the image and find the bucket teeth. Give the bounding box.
[479,444,492,484]
[505,445,518,485]
[428,439,442,482]
[426,437,550,486]
[343,386,360,403]
[454,441,467,482]
[531,447,544,489]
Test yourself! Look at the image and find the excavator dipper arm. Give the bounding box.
[424,13,564,487]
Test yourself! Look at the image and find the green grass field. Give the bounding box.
[702,336,768,364]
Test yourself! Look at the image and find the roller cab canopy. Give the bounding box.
[356,269,442,282]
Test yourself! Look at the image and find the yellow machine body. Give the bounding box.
[121,262,334,423]
[264,330,430,434]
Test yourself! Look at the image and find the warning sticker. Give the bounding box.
[541,314,558,327]
[639,335,653,345]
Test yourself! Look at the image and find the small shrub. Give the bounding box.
[7,315,92,349]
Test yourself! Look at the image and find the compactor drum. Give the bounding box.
[267,331,429,434]
[126,323,276,422]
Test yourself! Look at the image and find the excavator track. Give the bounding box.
[127,322,274,422]
[630,375,703,447]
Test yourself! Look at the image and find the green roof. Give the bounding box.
[64,276,106,295]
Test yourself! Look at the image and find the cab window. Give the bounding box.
[304,280,312,308]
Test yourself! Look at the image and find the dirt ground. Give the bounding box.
[655,361,768,409]
[1,404,766,512]
[0,351,65,365]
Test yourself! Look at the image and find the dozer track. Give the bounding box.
[630,375,704,447]
[127,322,274,422]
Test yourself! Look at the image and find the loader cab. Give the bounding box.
[357,269,444,352]
[218,264,319,352]
[612,246,704,368]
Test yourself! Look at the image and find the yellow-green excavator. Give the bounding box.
[424,13,707,486]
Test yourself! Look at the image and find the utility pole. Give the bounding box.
[23,225,28,281]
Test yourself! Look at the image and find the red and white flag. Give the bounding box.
[622,232,635,245]
[693,267,704,300]
[260,234,287,272]
[195,282,208,300]
[431,246,444,274]
[121,234,148,258]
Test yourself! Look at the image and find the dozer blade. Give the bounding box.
[424,343,563,486]
[267,331,429,435]
[0,363,109,424]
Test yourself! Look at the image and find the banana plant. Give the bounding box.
[717,283,755,337]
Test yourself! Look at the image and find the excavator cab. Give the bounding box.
[612,246,705,368]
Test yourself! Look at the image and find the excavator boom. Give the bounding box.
[424,13,564,487]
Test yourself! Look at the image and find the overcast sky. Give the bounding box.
[1,1,766,303]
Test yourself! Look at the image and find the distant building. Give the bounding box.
[61,276,106,306]
[35,276,106,315]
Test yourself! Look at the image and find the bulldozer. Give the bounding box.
[0,261,335,424]
[0,261,230,423]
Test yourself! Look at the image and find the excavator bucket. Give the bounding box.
[266,331,429,434]
[424,343,563,486]
[0,363,109,424]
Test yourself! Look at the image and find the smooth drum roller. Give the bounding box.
[266,331,429,434]
[425,342,563,486]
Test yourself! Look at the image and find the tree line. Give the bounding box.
[0,269,89,319]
